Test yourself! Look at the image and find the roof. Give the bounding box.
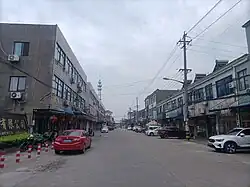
[242,20,250,28]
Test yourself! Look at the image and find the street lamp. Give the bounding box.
[163,77,184,85]
[163,77,189,134]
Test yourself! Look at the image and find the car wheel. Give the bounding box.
[55,150,60,155]
[224,142,237,154]
[80,144,86,154]
[149,132,154,136]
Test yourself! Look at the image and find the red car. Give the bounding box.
[54,130,92,154]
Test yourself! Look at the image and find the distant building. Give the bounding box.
[144,89,178,121]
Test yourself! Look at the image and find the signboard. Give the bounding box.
[0,114,28,136]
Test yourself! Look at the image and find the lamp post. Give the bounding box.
[163,77,189,133]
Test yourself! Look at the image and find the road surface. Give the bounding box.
[1,129,250,187]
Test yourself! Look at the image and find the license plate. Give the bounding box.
[63,140,72,143]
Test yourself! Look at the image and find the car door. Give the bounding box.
[238,129,250,148]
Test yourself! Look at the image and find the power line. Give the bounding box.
[192,0,243,41]
[193,37,247,49]
[187,0,223,34]
[0,57,54,90]
[138,44,178,96]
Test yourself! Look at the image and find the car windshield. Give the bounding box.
[62,131,81,136]
[227,129,242,135]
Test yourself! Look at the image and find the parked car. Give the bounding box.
[134,126,143,133]
[208,128,250,153]
[127,126,132,130]
[145,126,161,136]
[101,126,109,133]
[54,130,91,154]
[158,126,186,139]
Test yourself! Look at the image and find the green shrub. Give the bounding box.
[0,133,29,147]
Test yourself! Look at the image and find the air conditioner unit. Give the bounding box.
[70,77,75,84]
[8,55,20,62]
[63,100,69,106]
[10,92,22,99]
[228,82,235,89]
[246,88,250,94]
[77,86,82,93]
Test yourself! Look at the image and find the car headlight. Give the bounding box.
[215,139,224,142]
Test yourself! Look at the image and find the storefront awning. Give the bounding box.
[64,107,74,115]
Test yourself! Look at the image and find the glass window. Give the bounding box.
[241,129,250,135]
[205,84,213,100]
[237,69,248,91]
[54,43,65,66]
[13,42,29,56]
[9,76,26,91]
[194,88,204,102]
[216,75,233,98]
[188,92,193,105]
[171,99,177,109]
[53,75,64,98]
[177,97,183,107]
[62,130,81,136]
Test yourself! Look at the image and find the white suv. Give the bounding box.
[146,126,161,136]
[208,128,250,153]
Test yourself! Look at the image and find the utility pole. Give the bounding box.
[129,107,132,125]
[178,31,192,133]
[136,97,139,124]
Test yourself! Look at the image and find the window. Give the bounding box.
[63,84,71,100]
[80,97,85,110]
[177,97,183,107]
[52,75,64,98]
[83,81,87,92]
[205,84,213,100]
[194,88,204,102]
[216,75,233,97]
[13,42,29,56]
[237,69,249,91]
[54,43,65,66]
[241,129,250,136]
[9,76,26,91]
[171,99,177,109]
[188,92,193,105]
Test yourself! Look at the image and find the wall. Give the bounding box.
[0,24,56,123]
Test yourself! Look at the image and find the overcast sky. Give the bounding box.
[1,0,250,120]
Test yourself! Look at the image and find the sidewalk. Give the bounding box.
[184,138,208,145]
[0,132,101,173]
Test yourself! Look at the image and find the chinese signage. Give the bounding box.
[0,114,28,136]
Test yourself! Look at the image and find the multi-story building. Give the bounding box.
[137,108,146,124]
[0,23,105,133]
[144,89,178,121]
[156,20,250,137]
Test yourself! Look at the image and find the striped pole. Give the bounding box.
[0,153,5,169]
[16,150,21,163]
[37,143,41,157]
[28,145,32,159]
[45,143,49,152]
[51,142,54,149]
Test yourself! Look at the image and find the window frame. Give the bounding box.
[9,76,26,92]
[13,42,29,56]
[216,75,234,98]
[237,69,248,91]
[205,84,213,100]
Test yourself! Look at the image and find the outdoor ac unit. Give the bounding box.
[77,86,82,93]
[246,88,250,94]
[228,82,235,89]
[10,92,22,99]
[70,77,75,84]
[8,55,20,62]
[63,100,69,106]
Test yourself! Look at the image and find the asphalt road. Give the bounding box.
[3,129,250,187]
